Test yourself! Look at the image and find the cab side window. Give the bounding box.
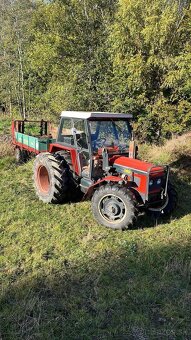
[73,119,88,149]
[57,118,74,145]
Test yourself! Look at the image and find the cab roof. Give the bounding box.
[61,111,133,119]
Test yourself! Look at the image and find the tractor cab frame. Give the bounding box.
[55,111,134,181]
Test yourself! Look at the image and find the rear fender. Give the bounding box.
[49,143,80,175]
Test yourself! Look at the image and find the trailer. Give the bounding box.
[12,119,54,162]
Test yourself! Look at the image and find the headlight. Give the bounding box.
[157,178,161,185]
[149,180,154,186]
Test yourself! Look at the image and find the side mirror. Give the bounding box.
[102,148,109,171]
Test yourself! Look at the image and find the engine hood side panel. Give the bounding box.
[114,157,164,173]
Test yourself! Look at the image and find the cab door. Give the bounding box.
[56,117,80,175]
[72,119,91,177]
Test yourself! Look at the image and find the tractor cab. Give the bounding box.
[56,111,134,180]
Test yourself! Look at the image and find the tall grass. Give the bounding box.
[0,141,14,158]
[139,132,191,165]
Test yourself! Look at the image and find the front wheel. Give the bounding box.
[92,185,137,230]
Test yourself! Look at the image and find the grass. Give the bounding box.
[0,142,14,158]
[0,117,191,339]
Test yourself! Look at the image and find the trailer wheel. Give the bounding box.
[33,152,69,203]
[92,185,137,230]
[15,147,28,164]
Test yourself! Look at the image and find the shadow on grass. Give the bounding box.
[1,240,191,340]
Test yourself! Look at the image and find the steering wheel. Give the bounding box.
[95,138,106,148]
[119,144,127,152]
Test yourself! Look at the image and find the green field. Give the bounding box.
[0,119,191,339]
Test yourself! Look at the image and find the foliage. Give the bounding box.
[0,0,191,141]
[0,0,36,118]
[109,0,191,142]
[26,0,117,114]
[0,115,12,135]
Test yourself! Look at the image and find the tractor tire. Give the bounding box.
[92,184,137,230]
[55,150,83,202]
[161,183,178,215]
[33,152,70,203]
[15,147,29,164]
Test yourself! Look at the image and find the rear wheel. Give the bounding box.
[55,150,83,202]
[33,152,70,203]
[15,147,29,164]
[92,185,137,230]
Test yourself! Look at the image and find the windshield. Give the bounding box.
[89,119,132,153]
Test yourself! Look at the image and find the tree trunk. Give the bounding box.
[17,41,26,119]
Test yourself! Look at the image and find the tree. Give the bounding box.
[109,0,191,142]
[27,0,117,115]
[0,0,36,117]
[1,0,190,141]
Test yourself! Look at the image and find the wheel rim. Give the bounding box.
[98,194,126,224]
[37,165,50,193]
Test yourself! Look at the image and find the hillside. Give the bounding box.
[0,118,191,339]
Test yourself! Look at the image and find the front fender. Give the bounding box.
[83,176,122,200]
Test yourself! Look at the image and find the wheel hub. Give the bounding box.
[37,165,50,193]
[104,200,120,217]
[99,195,126,222]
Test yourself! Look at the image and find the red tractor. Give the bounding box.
[12,111,177,229]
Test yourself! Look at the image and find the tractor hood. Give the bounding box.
[114,157,164,175]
